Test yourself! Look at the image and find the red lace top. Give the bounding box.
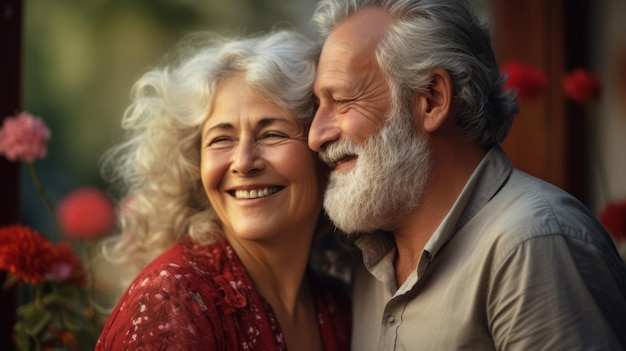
[96,238,351,350]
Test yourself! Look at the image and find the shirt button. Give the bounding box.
[388,315,397,326]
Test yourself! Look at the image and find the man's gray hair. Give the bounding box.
[313,0,519,147]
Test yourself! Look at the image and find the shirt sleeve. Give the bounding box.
[96,265,220,351]
[488,234,626,350]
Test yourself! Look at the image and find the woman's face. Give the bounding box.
[200,73,322,244]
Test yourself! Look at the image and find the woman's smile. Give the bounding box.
[229,186,284,199]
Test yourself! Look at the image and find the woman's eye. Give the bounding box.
[257,132,291,145]
[207,136,232,146]
[261,132,287,139]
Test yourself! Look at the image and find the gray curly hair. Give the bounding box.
[98,30,320,293]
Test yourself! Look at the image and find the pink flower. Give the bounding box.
[562,68,602,104]
[501,61,548,101]
[57,187,116,240]
[47,243,87,285]
[0,111,51,163]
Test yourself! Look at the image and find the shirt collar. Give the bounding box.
[425,145,512,258]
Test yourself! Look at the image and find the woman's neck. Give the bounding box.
[229,233,323,351]
[228,231,313,316]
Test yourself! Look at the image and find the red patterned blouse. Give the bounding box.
[96,238,351,350]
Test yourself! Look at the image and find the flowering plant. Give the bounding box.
[562,68,602,104]
[0,111,115,350]
[502,62,626,261]
[0,112,50,163]
[501,61,548,101]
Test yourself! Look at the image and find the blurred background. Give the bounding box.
[1,0,625,348]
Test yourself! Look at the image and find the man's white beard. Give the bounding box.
[321,103,431,234]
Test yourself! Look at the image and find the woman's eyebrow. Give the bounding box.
[257,117,291,128]
[204,122,233,134]
[203,117,296,136]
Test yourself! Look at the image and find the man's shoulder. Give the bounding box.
[458,147,600,242]
[489,168,600,231]
[467,167,613,256]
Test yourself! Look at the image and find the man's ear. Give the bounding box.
[413,68,454,132]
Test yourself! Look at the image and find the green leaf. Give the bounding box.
[2,273,19,290]
[16,302,52,336]
[60,309,85,331]
[74,328,99,350]
[54,284,84,307]
[13,330,32,351]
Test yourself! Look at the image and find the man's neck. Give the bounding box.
[392,139,486,286]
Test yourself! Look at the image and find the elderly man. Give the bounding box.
[308,0,626,350]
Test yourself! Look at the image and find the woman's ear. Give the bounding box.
[413,68,454,133]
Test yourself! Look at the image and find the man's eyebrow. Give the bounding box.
[314,86,335,102]
[315,78,358,99]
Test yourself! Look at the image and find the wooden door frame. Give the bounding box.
[1,0,22,348]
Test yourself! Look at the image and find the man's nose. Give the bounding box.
[308,104,341,152]
[231,137,265,176]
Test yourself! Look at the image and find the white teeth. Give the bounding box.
[234,187,280,199]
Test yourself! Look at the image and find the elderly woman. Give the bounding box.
[96,30,351,350]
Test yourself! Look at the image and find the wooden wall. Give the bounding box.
[493,0,591,205]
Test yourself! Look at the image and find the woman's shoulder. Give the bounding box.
[97,239,242,350]
[127,238,236,294]
[109,239,231,316]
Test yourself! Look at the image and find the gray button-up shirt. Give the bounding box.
[352,145,626,350]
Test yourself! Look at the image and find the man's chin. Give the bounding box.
[323,197,379,234]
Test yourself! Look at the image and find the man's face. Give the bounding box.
[309,7,392,156]
[310,8,431,233]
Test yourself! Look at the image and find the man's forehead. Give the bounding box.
[315,40,367,96]
[319,8,390,70]
[324,7,390,50]
[320,10,388,63]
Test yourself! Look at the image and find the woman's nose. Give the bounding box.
[230,137,265,176]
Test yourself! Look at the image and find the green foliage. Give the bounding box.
[12,280,102,351]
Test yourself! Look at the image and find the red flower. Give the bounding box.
[0,111,51,163]
[60,331,78,349]
[501,61,548,101]
[57,187,116,240]
[599,199,626,241]
[0,225,57,284]
[562,68,602,103]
